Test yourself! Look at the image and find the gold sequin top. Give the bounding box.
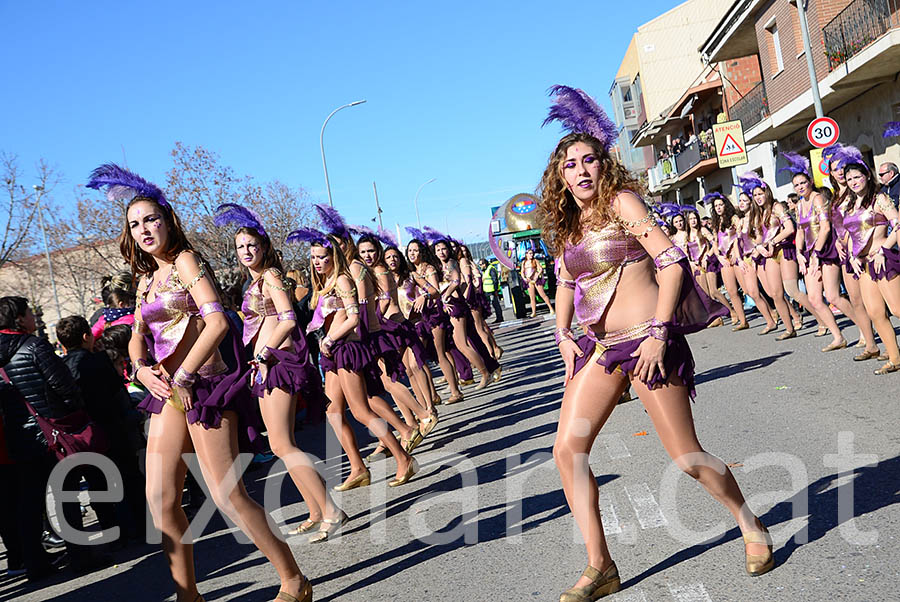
[136,265,202,363]
[563,223,649,327]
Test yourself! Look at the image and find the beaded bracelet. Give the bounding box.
[172,366,197,388]
[554,327,575,345]
[648,318,668,342]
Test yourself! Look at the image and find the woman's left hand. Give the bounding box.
[873,249,886,273]
[631,337,666,385]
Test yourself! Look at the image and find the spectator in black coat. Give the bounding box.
[57,316,147,542]
[878,162,900,208]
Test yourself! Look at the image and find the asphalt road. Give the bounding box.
[3,308,899,601]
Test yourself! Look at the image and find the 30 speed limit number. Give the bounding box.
[807,117,840,148]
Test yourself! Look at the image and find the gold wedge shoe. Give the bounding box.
[874,361,900,375]
[821,338,847,352]
[731,322,749,331]
[854,349,880,361]
[776,330,797,341]
[559,564,620,601]
[288,519,320,535]
[333,470,371,491]
[419,412,439,438]
[491,367,502,382]
[309,511,349,544]
[275,578,312,602]
[743,530,775,576]
[388,458,419,487]
[403,429,424,453]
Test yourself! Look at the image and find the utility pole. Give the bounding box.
[372,181,383,230]
[797,0,825,118]
[32,185,63,323]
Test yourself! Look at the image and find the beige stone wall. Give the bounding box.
[635,0,730,119]
[616,35,640,81]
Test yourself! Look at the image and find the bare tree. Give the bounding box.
[0,153,44,270]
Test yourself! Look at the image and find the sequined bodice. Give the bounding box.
[562,223,649,327]
[306,291,344,333]
[241,273,278,346]
[717,227,739,255]
[739,220,754,256]
[138,268,199,363]
[843,204,888,256]
[398,278,416,317]
[796,200,821,252]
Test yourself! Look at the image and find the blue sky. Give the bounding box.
[2,1,679,242]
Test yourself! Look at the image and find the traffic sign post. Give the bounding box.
[712,120,748,168]
[807,117,839,148]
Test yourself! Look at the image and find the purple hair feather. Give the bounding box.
[738,172,767,197]
[778,152,811,178]
[831,145,867,171]
[314,204,350,238]
[702,192,728,205]
[657,203,683,218]
[405,226,428,243]
[86,163,168,208]
[543,85,619,151]
[883,122,900,138]
[821,143,843,164]
[214,203,267,238]
[286,227,330,247]
[348,224,376,239]
[377,227,398,248]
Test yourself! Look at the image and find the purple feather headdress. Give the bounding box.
[543,85,619,151]
[377,227,398,248]
[405,226,428,243]
[348,224,376,239]
[679,204,698,214]
[701,192,728,205]
[883,122,900,138]
[214,203,267,238]
[314,204,350,238]
[86,163,169,208]
[778,152,811,178]
[423,226,458,246]
[738,172,767,197]
[657,203,683,218]
[286,227,331,247]
[831,145,866,171]
[822,143,843,165]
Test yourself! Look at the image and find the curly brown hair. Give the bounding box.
[538,132,644,256]
[119,198,193,276]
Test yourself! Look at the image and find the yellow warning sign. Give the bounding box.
[713,120,748,168]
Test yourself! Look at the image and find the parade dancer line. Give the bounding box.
[214,204,346,543]
[733,193,778,332]
[89,165,311,602]
[708,193,750,331]
[539,87,774,601]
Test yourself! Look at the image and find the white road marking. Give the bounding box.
[624,483,668,529]
[668,582,712,602]
[612,590,649,601]
[597,491,622,535]
[599,433,631,459]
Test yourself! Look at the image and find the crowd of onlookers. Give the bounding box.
[656,128,717,165]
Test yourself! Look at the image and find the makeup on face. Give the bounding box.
[752,188,767,206]
[562,143,601,205]
[127,200,167,253]
[714,199,725,215]
[311,247,332,274]
[845,170,867,193]
[358,242,377,266]
[235,233,261,268]
[385,250,400,270]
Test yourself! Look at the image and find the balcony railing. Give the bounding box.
[646,139,716,192]
[728,81,770,131]
[823,0,896,70]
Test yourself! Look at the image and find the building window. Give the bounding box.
[766,21,784,75]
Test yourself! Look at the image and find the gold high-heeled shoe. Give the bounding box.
[491,367,502,382]
[388,458,419,487]
[419,412,439,438]
[403,429,424,453]
[743,530,774,576]
[708,317,724,328]
[333,470,371,491]
[275,578,312,602]
[559,563,620,601]
[309,511,349,544]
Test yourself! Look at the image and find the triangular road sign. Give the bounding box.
[719,133,744,156]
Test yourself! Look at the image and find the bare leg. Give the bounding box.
[536,283,555,314]
[823,263,862,339]
[259,388,339,523]
[324,374,367,485]
[449,315,489,384]
[860,273,900,365]
[432,325,462,397]
[762,260,796,335]
[189,411,306,600]
[145,404,196,602]
[527,283,538,316]
[735,262,776,328]
[404,348,435,412]
[803,269,843,342]
[472,308,502,358]
[843,266,878,351]
[720,265,747,325]
[367,393,416,441]
[705,270,735,321]
[553,361,627,587]
[338,369,412,481]
[781,259,825,330]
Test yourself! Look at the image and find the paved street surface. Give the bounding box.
[3,309,900,601]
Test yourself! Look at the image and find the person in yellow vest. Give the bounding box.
[479,258,504,323]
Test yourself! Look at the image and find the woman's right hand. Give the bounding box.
[138,365,171,400]
[413,295,426,313]
[797,254,807,275]
[836,241,846,262]
[559,338,584,386]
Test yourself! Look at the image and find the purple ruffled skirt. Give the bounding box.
[706,255,722,273]
[868,247,900,281]
[803,234,840,266]
[378,317,428,370]
[250,330,325,414]
[571,333,698,400]
[413,317,474,381]
[319,338,386,397]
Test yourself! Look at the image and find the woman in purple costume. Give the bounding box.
[290,229,419,488]
[90,165,311,602]
[733,192,778,332]
[519,248,555,317]
[826,145,882,360]
[540,87,773,601]
[709,193,750,331]
[406,236,466,404]
[356,230,437,454]
[431,235,502,389]
[459,243,503,360]
[841,161,900,374]
[214,204,345,544]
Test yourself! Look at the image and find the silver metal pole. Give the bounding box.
[373,181,383,230]
[797,0,825,118]
[414,178,436,229]
[319,100,367,207]
[32,185,62,322]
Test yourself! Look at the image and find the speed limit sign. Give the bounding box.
[807,117,840,148]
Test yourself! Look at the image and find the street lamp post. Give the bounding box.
[32,185,63,323]
[320,100,367,207]
[414,178,436,229]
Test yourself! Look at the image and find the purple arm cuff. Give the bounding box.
[199,302,224,318]
[276,310,296,322]
[654,245,687,271]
